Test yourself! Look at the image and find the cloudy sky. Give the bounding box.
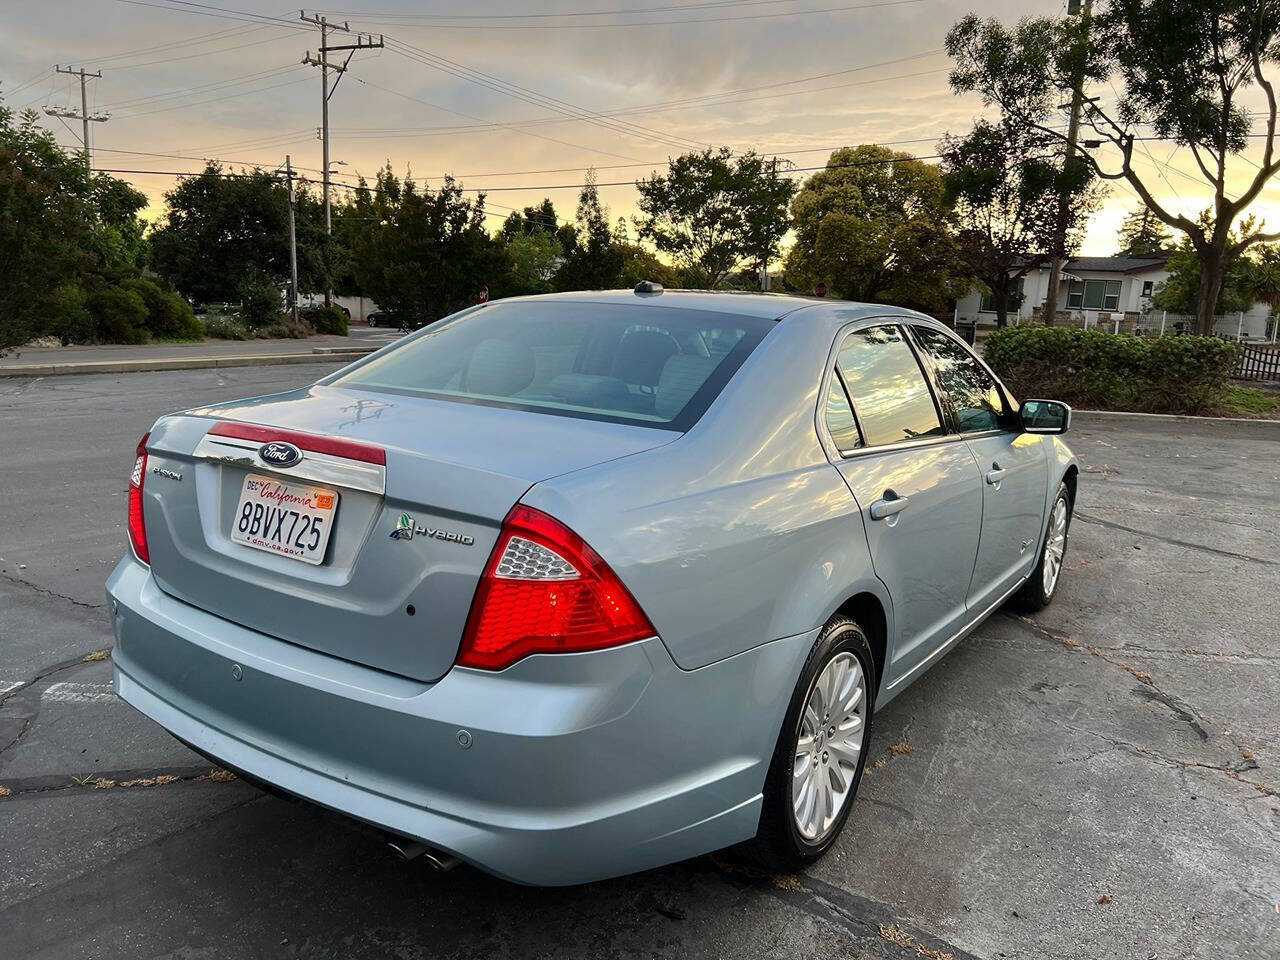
[5,0,1279,257]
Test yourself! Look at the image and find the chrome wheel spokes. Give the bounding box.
[792,651,867,842]
[1043,497,1069,597]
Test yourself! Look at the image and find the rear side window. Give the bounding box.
[835,326,944,446]
[330,301,774,430]
[912,326,1012,433]
[823,373,862,451]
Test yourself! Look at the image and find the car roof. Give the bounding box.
[495,288,941,325]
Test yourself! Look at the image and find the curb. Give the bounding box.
[1073,408,1280,426]
[0,349,374,379]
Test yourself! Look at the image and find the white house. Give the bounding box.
[954,255,1273,339]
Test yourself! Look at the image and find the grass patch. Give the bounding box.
[1219,385,1280,417]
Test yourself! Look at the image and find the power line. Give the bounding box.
[341,0,930,29]
[111,0,307,30]
[383,36,709,152]
[335,65,946,141]
[351,76,649,163]
[318,0,807,21]
[112,73,313,119]
[99,63,303,109]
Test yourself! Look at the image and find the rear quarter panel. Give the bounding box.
[526,307,894,673]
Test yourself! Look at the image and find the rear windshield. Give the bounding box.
[328,300,774,430]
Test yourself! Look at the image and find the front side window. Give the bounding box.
[834,326,944,447]
[329,301,773,430]
[912,327,1011,433]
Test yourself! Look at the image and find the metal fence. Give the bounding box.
[1219,337,1280,382]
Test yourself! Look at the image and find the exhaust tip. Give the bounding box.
[386,836,461,872]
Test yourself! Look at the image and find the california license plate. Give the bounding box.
[231,474,339,565]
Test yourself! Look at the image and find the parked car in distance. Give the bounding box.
[108,285,1076,885]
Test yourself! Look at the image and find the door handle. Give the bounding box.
[869,493,910,521]
[985,464,1007,485]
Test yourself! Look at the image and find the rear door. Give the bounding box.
[908,325,1048,610]
[823,325,983,684]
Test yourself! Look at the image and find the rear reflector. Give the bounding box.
[457,505,655,670]
[128,432,150,564]
[208,421,386,465]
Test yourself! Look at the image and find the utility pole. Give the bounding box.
[1043,0,1093,326]
[285,155,300,324]
[301,11,383,306]
[46,66,108,170]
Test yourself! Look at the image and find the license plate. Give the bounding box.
[231,474,339,565]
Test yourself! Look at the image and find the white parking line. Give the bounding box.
[41,682,117,704]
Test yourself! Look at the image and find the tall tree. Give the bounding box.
[1115,206,1173,257]
[784,145,965,309]
[554,171,624,291]
[151,164,290,303]
[634,147,795,289]
[351,167,504,323]
[941,120,1101,327]
[947,2,1280,334]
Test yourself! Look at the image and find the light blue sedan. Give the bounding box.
[108,286,1076,884]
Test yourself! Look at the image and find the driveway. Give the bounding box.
[1,366,1276,960]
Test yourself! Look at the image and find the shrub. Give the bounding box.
[88,287,148,344]
[120,277,201,340]
[203,315,250,340]
[300,305,347,336]
[983,326,1241,415]
[236,269,284,329]
[255,321,311,339]
[45,283,94,345]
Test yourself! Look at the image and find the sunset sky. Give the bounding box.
[6,0,1280,259]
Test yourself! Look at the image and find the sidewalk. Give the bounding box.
[0,329,398,377]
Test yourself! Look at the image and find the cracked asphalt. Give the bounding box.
[1,366,1278,960]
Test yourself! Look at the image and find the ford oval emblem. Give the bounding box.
[258,441,302,468]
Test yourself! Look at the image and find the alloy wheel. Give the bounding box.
[791,651,866,842]
[1043,496,1069,597]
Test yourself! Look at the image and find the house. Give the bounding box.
[954,254,1273,339]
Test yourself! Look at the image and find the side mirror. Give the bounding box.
[1020,399,1071,434]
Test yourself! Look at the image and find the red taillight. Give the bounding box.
[128,432,150,565]
[458,505,655,670]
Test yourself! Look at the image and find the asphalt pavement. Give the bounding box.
[1,364,1277,960]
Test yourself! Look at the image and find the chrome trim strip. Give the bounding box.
[885,576,1026,691]
[193,435,386,495]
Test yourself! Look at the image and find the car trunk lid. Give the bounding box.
[139,384,674,681]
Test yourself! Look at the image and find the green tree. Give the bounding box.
[1152,220,1256,315]
[1247,242,1280,315]
[1115,206,1173,257]
[352,167,504,324]
[0,104,146,352]
[947,2,1280,334]
[784,145,965,309]
[634,147,795,289]
[505,231,563,296]
[941,120,1101,327]
[554,171,624,291]
[150,164,329,303]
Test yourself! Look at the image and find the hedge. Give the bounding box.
[983,326,1241,415]
[300,305,348,336]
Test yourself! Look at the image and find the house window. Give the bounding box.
[979,276,1024,313]
[1067,279,1122,310]
[1141,280,1154,297]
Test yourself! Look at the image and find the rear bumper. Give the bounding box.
[106,556,812,885]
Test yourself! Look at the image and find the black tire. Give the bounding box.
[750,615,876,873]
[1017,480,1072,612]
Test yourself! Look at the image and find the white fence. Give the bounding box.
[1009,310,1279,342]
